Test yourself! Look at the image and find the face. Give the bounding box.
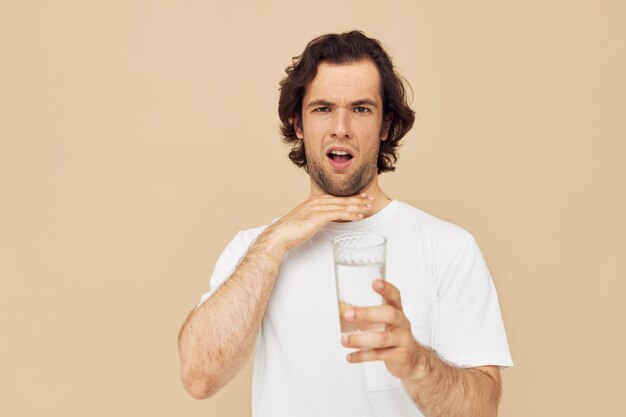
[295,59,390,197]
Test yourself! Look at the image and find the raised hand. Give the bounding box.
[265,193,375,255]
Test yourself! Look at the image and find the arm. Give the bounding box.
[342,279,502,417]
[406,352,501,417]
[177,194,374,399]
[177,230,283,399]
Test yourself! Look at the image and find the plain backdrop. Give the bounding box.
[1,1,625,416]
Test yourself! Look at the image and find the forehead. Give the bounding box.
[303,59,382,103]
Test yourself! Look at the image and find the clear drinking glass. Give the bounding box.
[333,233,387,335]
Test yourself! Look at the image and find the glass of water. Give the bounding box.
[333,233,387,335]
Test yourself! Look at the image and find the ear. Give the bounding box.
[292,114,304,139]
[380,114,392,141]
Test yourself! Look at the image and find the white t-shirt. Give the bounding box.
[198,200,513,417]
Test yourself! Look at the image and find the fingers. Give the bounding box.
[310,194,374,209]
[345,347,394,363]
[326,209,365,222]
[323,205,372,222]
[373,279,403,311]
[310,194,375,221]
[341,329,405,350]
[339,282,420,371]
[343,302,407,328]
[314,202,371,212]
[310,191,373,203]
[345,346,417,365]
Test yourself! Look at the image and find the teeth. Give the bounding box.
[329,150,349,155]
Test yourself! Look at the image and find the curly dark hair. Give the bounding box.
[278,30,415,174]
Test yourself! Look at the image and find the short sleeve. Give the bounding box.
[432,236,513,369]
[196,226,266,308]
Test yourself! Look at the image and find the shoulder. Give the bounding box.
[229,224,269,252]
[211,224,269,278]
[391,201,479,272]
[394,200,475,245]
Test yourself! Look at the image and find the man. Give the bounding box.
[178,31,513,417]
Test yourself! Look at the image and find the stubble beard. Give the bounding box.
[305,146,379,197]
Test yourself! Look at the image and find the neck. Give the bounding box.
[309,178,392,219]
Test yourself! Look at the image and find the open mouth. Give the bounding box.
[327,150,353,163]
[326,149,354,170]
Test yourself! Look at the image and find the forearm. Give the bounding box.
[177,229,284,399]
[405,346,502,417]
[177,194,373,399]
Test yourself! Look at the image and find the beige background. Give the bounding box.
[1,1,624,416]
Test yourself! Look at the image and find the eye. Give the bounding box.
[313,107,331,113]
[354,106,370,113]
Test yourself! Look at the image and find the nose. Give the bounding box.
[330,109,352,139]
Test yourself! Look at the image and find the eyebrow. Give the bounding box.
[305,98,379,109]
[306,99,333,109]
[351,99,378,108]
